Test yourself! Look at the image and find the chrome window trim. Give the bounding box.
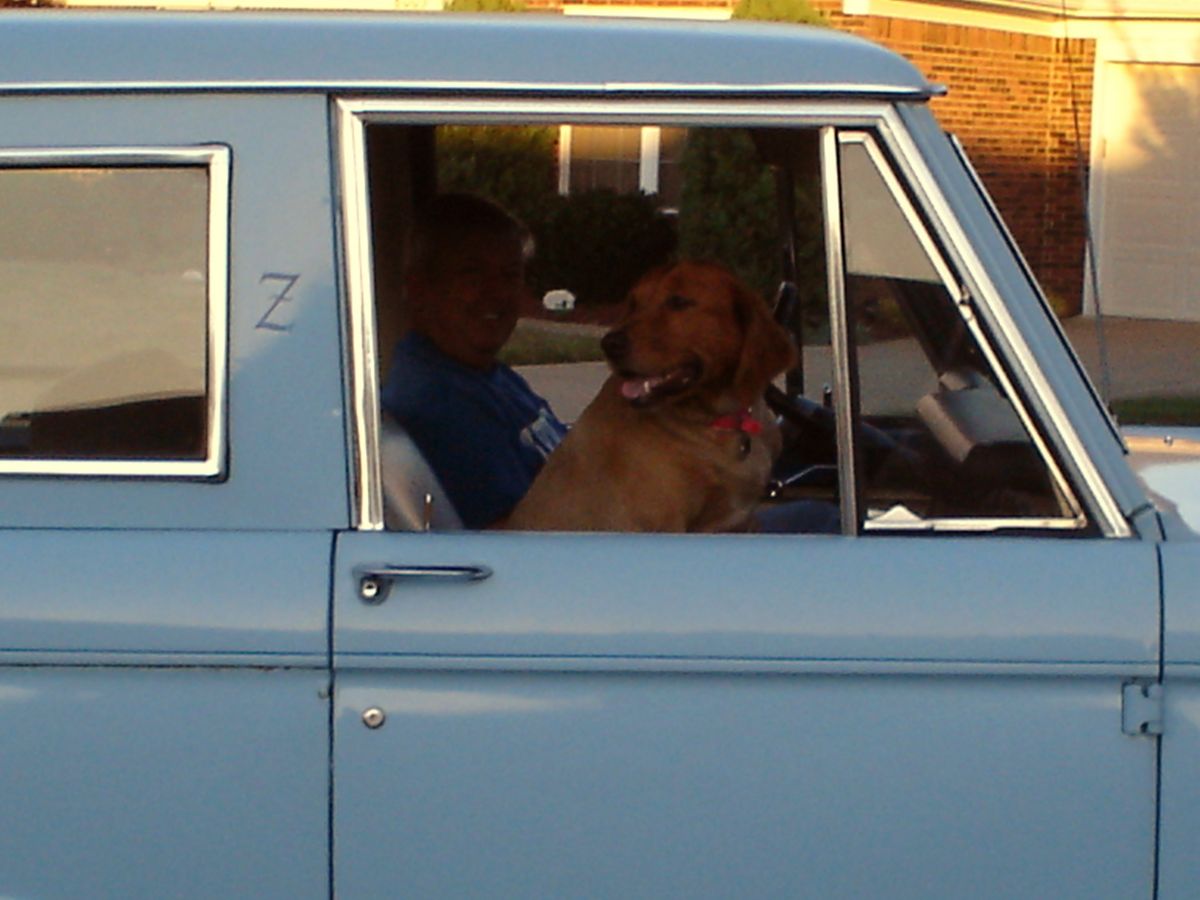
[873,108,1132,537]
[867,515,1088,533]
[335,96,895,129]
[0,145,229,479]
[0,81,934,101]
[820,126,860,537]
[836,130,1087,534]
[335,101,385,531]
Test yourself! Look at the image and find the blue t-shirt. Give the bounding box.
[380,332,567,529]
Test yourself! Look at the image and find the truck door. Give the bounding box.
[331,106,1161,898]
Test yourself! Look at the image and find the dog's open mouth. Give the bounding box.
[617,360,702,406]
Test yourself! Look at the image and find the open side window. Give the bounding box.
[343,111,831,533]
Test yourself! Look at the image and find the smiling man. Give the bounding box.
[380,193,567,529]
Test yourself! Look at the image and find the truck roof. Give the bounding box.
[0,11,934,99]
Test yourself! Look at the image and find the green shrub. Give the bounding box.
[1111,395,1200,426]
[676,129,778,301]
[436,126,675,308]
[676,129,826,327]
[536,189,677,307]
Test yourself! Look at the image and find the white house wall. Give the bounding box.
[1088,22,1200,320]
[1091,60,1200,320]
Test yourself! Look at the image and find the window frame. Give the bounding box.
[0,145,230,480]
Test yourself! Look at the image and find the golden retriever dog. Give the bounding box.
[505,261,796,532]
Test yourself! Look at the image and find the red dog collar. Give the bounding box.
[710,408,763,436]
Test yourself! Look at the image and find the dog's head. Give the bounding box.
[601,261,797,408]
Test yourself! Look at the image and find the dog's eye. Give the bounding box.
[665,294,696,312]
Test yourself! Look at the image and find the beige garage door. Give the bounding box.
[1097,62,1200,321]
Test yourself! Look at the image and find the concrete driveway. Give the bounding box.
[517,315,1200,423]
[1061,316,1200,402]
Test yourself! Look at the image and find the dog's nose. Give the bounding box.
[601,329,629,362]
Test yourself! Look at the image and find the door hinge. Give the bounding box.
[1121,681,1164,736]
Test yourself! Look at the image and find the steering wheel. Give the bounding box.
[765,385,914,482]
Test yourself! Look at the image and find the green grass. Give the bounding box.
[1111,395,1200,426]
[498,321,605,366]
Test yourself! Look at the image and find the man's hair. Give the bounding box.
[408,193,533,275]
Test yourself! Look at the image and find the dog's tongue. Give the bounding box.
[620,375,665,401]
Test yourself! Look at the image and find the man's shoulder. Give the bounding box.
[383,335,502,426]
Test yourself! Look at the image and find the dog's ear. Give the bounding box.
[731,278,798,405]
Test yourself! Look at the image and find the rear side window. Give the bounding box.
[0,148,228,477]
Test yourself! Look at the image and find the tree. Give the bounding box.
[445,0,527,11]
[437,125,558,233]
[732,0,824,25]
[677,130,779,302]
[676,0,827,311]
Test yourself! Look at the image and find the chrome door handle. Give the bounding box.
[355,564,493,604]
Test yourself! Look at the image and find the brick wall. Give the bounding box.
[813,4,1095,313]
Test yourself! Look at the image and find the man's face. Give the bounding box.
[410,231,526,370]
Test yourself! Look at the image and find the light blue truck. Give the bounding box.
[1,11,1196,897]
